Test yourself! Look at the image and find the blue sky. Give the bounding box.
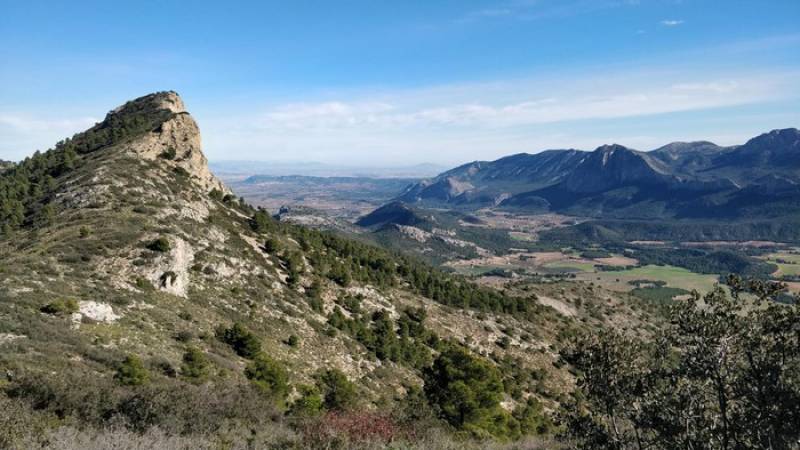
[1,0,799,166]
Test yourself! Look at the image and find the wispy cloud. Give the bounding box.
[0,115,98,157]
[199,67,800,165]
[247,74,788,131]
[661,19,685,26]
[0,115,98,133]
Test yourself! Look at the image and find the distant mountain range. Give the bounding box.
[396,128,800,219]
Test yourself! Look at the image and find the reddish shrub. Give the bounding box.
[302,411,409,446]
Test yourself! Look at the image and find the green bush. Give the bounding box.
[316,368,358,411]
[289,384,323,417]
[40,298,79,315]
[115,355,149,386]
[217,323,262,359]
[423,345,516,439]
[180,347,210,381]
[244,354,289,406]
[147,237,171,253]
[159,147,177,160]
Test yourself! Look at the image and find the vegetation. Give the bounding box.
[562,276,800,449]
[217,323,262,359]
[244,354,290,406]
[146,237,171,253]
[424,345,518,439]
[114,355,149,386]
[316,368,359,412]
[180,347,211,381]
[40,299,79,315]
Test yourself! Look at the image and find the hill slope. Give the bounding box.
[0,92,661,448]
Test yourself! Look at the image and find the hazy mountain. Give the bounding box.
[395,128,800,219]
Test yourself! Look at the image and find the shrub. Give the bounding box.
[289,384,324,417]
[264,237,282,254]
[286,335,300,347]
[244,354,289,406]
[301,411,405,447]
[250,210,277,233]
[146,237,171,253]
[40,298,79,315]
[181,347,210,381]
[316,369,358,412]
[217,323,262,359]
[159,146,177,160]
[423,345,515,439]
[160,271,178,287]
[115,355,149,386]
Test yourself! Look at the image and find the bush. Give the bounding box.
[423,345,516,439]
[40,299,79,315]
[286,335,300,347]
[289,384,324,417]
[316,369,358,412]
[115,355,149,386]
[264,237,282,254]
[159,147,177,160]
[180,347,210,381]
[244,354,289,406]
[146,237,171,253]
[217,323,262,359]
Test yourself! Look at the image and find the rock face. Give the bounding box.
[110,91,228,193]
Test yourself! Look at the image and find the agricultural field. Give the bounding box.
[761,250,800,276]
[576,265,721,294]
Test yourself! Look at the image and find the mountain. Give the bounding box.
[394,128,800,220]
[0,92,659,447]
[355,201,430,229]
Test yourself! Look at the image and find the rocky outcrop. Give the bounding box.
[110,91,228,193]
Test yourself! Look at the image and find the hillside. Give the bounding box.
[396,129,800,220]
[0,92,664,449]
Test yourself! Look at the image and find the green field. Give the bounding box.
[542,260,597,273]
[577,264,720,294]
[775,263,800,276]
[763,252,800,276]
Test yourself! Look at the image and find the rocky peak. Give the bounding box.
[109,91,227,193]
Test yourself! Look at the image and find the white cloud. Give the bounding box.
[244,73,790,132]
[661,19,684,26]
[199,68,800,165]
[0,115,98,133]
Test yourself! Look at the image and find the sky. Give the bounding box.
[1,0,799,167]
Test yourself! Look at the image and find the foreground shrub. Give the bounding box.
[562,277,800,449]
[217,323,262,359]
[316,369,358,412]
[40,299,79,315]
[146,237,170,253]
[180,347,211,381]
[114,355,149,386]
[301,411,407,447]
[245,354,289,406]
[423,345,519,439]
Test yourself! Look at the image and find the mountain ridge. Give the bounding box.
[394,128,800,219]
